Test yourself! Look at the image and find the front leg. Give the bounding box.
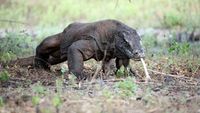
[115,58,130,76]
[68,46,84,80]
[67,40,97,80]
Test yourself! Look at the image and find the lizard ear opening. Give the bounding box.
[117,31,130,44]
[118,31,125,38]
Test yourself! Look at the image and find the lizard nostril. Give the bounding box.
[134,51,139,56]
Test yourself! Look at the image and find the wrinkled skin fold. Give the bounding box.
[35,19,145,80]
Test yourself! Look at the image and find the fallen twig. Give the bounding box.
[147,69,188,78]
[62,98,128,104]
[186,95,200,101]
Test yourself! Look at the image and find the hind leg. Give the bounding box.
[35,33,62,69]
[47,50,67,65]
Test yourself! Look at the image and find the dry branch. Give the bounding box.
[147,69,187,78]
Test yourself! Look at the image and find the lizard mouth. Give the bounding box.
[116,45,145,60]
[132,58,141,61]
[132,52,145,61]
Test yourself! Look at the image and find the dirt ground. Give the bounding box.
[0,57,200,113]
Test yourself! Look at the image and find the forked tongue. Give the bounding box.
[140,58,151,82]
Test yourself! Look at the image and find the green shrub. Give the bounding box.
[0,52,16,63]
[162,11,183,28]
[0,70,10,82]
[0,32,36,62]
[32,82,46,95]
[168,41,190,55]
[115,77,137,97]
[32,96,40,106]
[0,96,4,107]
[102,88,113,98]
[52,95,62,107]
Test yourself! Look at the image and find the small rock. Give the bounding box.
[197,109,200,113]
[136,97,142,101]
[21,95,31,102]
[152,87,160,92]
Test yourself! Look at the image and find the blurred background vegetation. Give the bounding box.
[1,0,200,28]
[0,0,200,63]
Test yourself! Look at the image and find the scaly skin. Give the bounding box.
[35,19,145,80]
